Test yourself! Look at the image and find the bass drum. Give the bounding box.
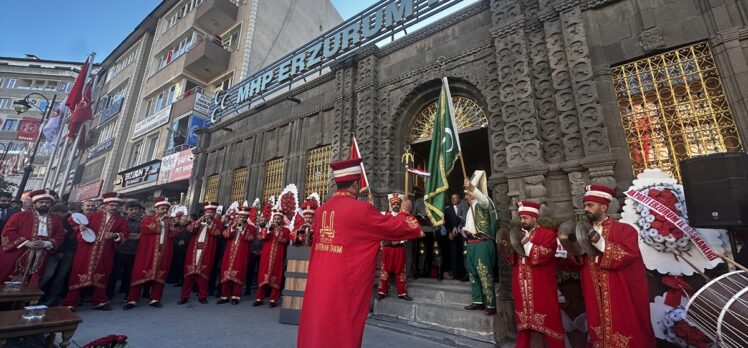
[685,270,748,348]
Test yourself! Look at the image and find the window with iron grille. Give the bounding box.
[204,174,219,202]
[304,145,332,197]
[263,158,284,201]
[230,167,248,203]
[611,41,742,181]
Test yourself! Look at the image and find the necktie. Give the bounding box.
[1,209,5,220]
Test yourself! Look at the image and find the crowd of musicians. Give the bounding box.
[0,158,659,347]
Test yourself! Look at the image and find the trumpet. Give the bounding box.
[235,220,246,230]
[199,216,210,226]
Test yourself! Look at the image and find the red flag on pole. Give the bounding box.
[65,58,90,112]
[348,136,369,192]
[68,81,93,139]
[15,117,42,142]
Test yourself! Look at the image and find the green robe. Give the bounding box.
[464,188,497,308]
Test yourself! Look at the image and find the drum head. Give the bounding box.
[509,226,525,257]
[81,228,96,243]
[71,213,88,226]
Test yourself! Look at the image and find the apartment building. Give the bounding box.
[0,56,84,192]
[70,0,342,204]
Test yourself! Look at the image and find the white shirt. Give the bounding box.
[18,213,52,250]
[453,205,459,216]
[522,227,535,261]
[464,188,489,235]
[592,218,608,262]
[159,218,166,245]
[195,224,209,265]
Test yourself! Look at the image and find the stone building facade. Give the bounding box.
[191,0,747,341]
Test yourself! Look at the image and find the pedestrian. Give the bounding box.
[107,201,142,300]
[0,191,18,232]
[64,193,128,311]
[208,212,230,297]
[462,172,498,316]
[510,201,565,347]
[179,202,223,305]
[40,203,76,306]
[168,212,189,286]
[253,209,290,308]
[218,206,256,305]
[577,185,655,347]
[0,190,65,285]
[377,193,413,301]
[443,193,468,281]
[123,196,175,310]
[297,158,424,348]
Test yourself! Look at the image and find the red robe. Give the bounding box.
[508,227,565,343]
[579,218,655,348]
[0,211,65,285]
[185,218,223,279]
[68,212,128,290]
[257,225,290,289]
[220,222,257,284]
[130,215,175,286]
[297,190,422,348]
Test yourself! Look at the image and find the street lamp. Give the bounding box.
[11,93,57,201]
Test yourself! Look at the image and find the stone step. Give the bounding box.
[389,282,472,306]
[372,296,496,343]
[382,279,474,305]
[366,315,503,348]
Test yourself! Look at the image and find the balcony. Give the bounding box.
[194,0,238,34]
[170,87,213,118]
[184,38,230,81]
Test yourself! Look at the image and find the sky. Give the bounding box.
[0,0,373,63]
[0,0,474,63]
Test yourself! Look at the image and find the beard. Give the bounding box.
[585,211,599,222]
[520,223,533,231]
[36,206,50,214]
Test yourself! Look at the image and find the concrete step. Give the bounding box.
[372,296,496,343]
[385,279,474,306]
[366,315,504,348]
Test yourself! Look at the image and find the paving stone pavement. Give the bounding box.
[65,285,454,347]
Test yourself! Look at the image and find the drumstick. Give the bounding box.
[681,256,710,282]
[715,251,748,273]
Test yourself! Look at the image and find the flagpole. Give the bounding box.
[51,131,69,190]
[442,76,467,179]
[41,110,67,188]
[59,52,95,196]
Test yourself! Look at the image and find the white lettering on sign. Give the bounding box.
[132,105,171,139]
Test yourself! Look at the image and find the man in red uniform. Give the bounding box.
[253,208,291,308]
[179,201,224,305]
[218,206,256,305]
[510,201,565,347]
[124,196,175,310]
[297,158,425,348]
[579,185,655,347]
[376,193,412,301]
[0,189,65,285]
[63,192,128,311]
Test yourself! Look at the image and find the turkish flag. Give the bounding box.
[15,117,42,142]
[348,136,369,192]
[68,81,93,139]
[65,58,90,112]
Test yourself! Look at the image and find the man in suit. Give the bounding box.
[0,191,18,232]
[443,193,468,281]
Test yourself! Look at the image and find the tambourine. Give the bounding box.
[81,228,96,243]
[71,213,88,226]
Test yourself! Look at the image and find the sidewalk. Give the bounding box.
[67,285,453,347]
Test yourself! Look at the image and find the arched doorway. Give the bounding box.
[407,93,492,199]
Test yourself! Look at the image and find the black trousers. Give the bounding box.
[107,252,135,300]
[415,231,436,277]
[168,245,186,284]
[448,234,467,279]
[208,239,226,296]
[244,253,260,295]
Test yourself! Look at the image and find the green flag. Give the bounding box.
[424,77,460,226]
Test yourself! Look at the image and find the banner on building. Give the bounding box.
[160,148,194,184]
[16,117,42,142]
[69,180,103,202]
